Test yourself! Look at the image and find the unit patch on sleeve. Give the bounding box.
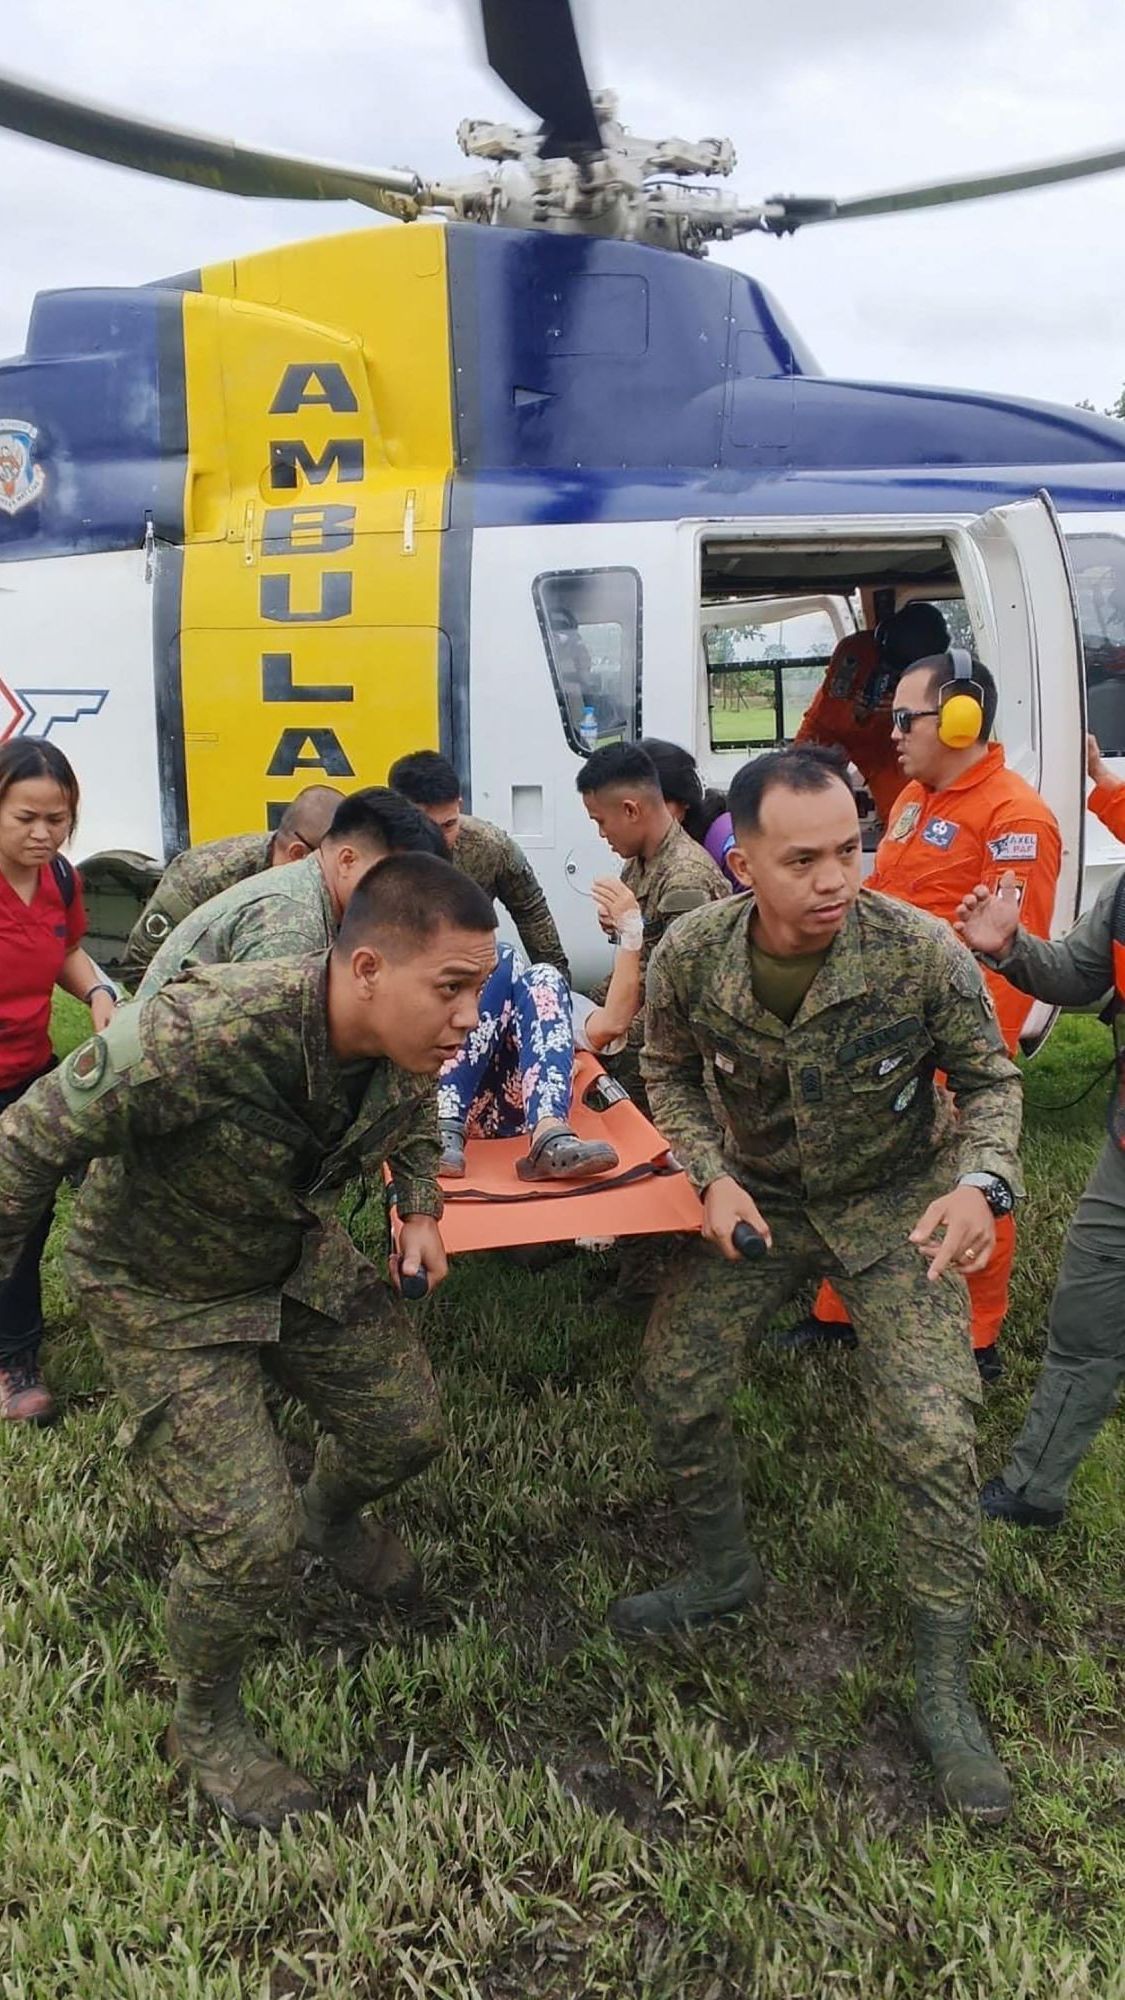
[830,654,860,697]
[987,832,1039,863]
[921,817,960,850]
[65,1037,108,1092]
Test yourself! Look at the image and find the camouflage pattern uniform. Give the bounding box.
[604,819,729,1104]
[136,853,333,1000]
[124,832,273,981]
[0,957,443,1688]
[638,887,1023,1616]
[455,815,569,976]
[977,877,1125,1513]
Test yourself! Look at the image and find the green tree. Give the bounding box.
[1077,388,1125,420]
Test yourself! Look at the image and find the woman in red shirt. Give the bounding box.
[0,739,116,1423]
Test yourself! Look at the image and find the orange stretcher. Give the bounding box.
[386,1050,703,1256]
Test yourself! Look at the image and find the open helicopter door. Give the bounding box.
[963,494,1086,1053]
[694,493,1085,1055]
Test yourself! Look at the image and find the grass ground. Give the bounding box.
[2,1004,1124,1999]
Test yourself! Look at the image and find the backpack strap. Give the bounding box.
[50,854,76,909]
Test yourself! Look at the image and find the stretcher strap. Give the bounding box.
[439,1160,682,1206]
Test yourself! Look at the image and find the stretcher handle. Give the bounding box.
[399,1269,430,1300]
[732,1220,768,1261]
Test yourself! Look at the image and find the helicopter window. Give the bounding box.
[534,568,641,754]
[1065,533,1125,756]
[704,605,842,751]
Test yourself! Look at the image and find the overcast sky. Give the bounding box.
[2,0,1124,413]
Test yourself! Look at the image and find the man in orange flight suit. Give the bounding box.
[1087,732,1125,841]
[786,651,1061,1382]
[796,602,950,825]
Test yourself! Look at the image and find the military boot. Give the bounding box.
[298,1478,422,1608]
[166,1672,320,1831]
[911,1606,1012,1823]
[609,1497,764,1638]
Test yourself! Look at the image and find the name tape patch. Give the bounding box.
[987,832,1039,863]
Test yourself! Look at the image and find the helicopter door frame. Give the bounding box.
[691,501,1085,1048]
[1055,507,1125,909]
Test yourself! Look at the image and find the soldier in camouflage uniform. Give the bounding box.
[956,869,1125,1529]
[615,746,1023,1823]
[123,784,343,980]
[0,856,498,1830]
[576,741,729,1105]
[388,750,569,975]
[136,788,443,1001]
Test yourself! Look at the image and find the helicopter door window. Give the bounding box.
[534,568,641,755]
[1065,532,1125,755]
[704,605,841,751]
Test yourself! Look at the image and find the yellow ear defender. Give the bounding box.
[937,647,986,750]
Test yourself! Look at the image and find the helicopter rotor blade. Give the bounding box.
[0,68,428,219]
[480,0,602,158]
[765,138,1125,233]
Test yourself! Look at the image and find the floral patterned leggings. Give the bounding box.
[437,944,575,1137]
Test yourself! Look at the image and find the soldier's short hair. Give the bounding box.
[327,787,447,859]
[575,742,661,797]
[729,746,853,836]
[335,853,496,957]
[388,750,463,807]
[274,785,343,847]
[901,653,999,739]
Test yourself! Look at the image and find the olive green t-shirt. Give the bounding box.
[748,937,830,1026]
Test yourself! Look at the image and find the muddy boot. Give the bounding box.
[609,1497,764,1638]
[0,1348,55,1424]
[298,1480,422,1607]
[911,1606,1012,1824]
[165,1672,320,1831]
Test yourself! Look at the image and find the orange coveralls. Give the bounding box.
[1089,779,1125,843]
[816,743,1062,1349]
[796,632,903,824]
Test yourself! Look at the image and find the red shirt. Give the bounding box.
[0,861,86,1087]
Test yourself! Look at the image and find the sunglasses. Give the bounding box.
[891,706,941,735]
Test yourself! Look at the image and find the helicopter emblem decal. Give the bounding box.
[0,419,45,517]
[0,677,107,744]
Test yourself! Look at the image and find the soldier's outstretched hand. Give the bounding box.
[909,1186,995,1283]
[703,1174,773,1260]
[954,872,1022,960]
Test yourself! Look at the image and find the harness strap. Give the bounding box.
[439,1159,682,1206]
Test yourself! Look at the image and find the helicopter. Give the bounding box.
[1,0,1125,1016]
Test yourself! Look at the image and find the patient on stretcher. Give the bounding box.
[437,877,643,1182]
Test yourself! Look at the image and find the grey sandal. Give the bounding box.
[439,1120,466,1178]
[516,1126,619,1182]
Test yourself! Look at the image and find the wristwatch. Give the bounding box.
[957,1172,1015,1217]
[84,982,118,1007]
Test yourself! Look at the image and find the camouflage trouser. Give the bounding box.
[638,1211,985,1613]
[1001,1137,1125,1513]
[95,1287,443,1681]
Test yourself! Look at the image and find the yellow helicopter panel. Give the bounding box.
[176,225,454,840]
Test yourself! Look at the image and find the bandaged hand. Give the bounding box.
[592,877,643,951]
